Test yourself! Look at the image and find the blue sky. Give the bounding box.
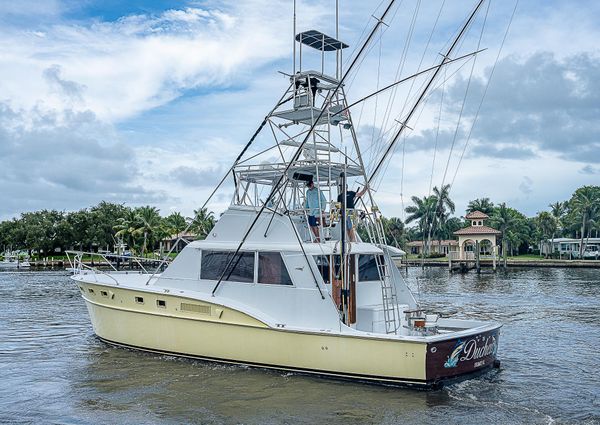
[0,0,599,221]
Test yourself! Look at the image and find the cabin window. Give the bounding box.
[100,290,108,297]
[135,296,144,304]
[200,251,254,283]
[156,300,166,308]
[88,288,95,294]
[258,252,292,285]
[314,255,343,284]
[358,254,384,281]
[314,255,330,284]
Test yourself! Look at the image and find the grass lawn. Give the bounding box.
[507,254,545,260]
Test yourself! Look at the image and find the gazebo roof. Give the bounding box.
[465,210,489,219]
[454,225,501,236]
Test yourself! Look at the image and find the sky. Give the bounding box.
[0,0,599,221]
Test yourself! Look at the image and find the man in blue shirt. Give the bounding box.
[304,180,327,242]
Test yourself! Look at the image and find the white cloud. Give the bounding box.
[1,0,599,222]
[0,101,167,219]
[0,1,327,123]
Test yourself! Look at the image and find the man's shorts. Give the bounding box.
[308,215,318,227]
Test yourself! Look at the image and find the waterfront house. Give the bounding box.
[162,232,197,253]
[406,240,458,256]
[539,237,600,259]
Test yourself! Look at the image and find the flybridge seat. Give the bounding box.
[235,162,362,185]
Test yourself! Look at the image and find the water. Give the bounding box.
[0,268,599,425]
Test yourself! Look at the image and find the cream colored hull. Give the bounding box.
[78,281,431,385]
[77,281,499,387]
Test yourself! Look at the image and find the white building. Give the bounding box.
[540,238,600,259]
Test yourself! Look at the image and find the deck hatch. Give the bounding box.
[180,303,211,315]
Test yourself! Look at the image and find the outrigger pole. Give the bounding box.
[335,49,485,115]
[367,0,487,186]
[142,85,294,286]
[212,0,399,297]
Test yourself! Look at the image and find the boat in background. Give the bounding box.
[0,251,30,270]
[71,0,503,388]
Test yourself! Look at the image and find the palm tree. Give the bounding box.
[536,211,557,258]
[431,184,455,250]
[437,217,463,240]
[405,195,436,256]
[165,212,187,237]
[433,185,456,216]
[467,198,494,215]
[382,217,405,248]
[189,208,215,240]
[133,206,162,255]
[163,212,188,253]
[114,209,141,253]
[490,203,519,268]
[548,201,567,257]
[569,186,600,257]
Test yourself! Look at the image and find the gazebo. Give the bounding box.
[453,211,501,266]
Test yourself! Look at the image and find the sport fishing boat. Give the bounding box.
[71,0,503,388]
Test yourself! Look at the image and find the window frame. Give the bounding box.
[200,250,256,284]
[357,254,385,283]
[257,251,294,286]
[313,255,331,284]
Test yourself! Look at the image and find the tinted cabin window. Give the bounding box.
[258,253,292,285]
[314,255,330,284]
[358,254,384,281]
[314,255,344,283]
[201,251,254,283]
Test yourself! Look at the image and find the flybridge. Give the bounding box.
[231,23,358,216]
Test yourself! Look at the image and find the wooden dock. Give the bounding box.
[396,258,600,269]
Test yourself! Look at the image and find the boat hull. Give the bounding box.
[77,281,500,388]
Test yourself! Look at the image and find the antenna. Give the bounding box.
[336,0,339,79]
[293,0,296,75]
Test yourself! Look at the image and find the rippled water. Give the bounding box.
[1,268,599,424]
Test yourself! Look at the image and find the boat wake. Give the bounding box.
[447,379,556,425]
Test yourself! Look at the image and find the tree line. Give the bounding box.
[1,185,598,259]
[401,185,600,259]
[0,202,215,257]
